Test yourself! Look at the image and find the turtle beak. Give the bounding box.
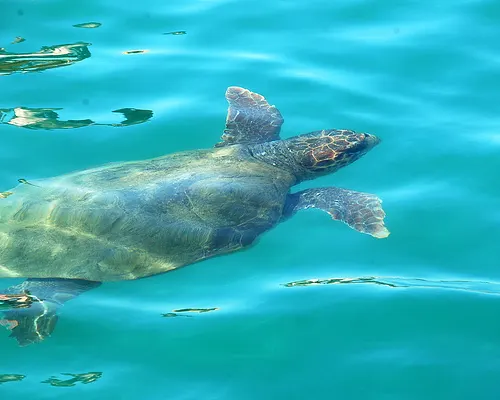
[344,132,380,156]
[362,133,381,149]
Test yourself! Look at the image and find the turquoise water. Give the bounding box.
[1,0,500,398]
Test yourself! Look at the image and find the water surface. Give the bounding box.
[1,0,499,398]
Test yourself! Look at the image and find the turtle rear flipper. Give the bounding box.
[216,86,284,147]
[284,187,390,238]
[1,278,101,346]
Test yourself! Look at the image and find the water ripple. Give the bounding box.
[283,276,500,296]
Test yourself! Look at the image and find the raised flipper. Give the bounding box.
[284,187,390,238]
[0,278,100,346]
[215,86,284,147]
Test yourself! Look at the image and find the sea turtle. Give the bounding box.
[0,86,389,346]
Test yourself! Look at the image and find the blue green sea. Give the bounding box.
[1,0,500,398]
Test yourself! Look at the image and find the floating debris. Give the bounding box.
[163,31,186,35]
[122,49,149,55]
[0,374,25,384]
[41,372,102,387]
[11,37,25,45]
[0,191,13,199]
[73,22,101,29]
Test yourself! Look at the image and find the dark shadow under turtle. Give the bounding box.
[0,86,389,346]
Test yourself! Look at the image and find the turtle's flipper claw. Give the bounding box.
[1,301,58,346]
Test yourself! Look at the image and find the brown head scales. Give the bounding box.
[248,128,380,182]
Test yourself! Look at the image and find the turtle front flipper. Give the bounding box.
[215,86,284,147]
[284,187,390,238]
[0,278,100,346]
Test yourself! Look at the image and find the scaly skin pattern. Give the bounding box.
[0,146,295,281]
[285,187,389,239]
[286,129,378,171]
[216,86,284,147]
[250,128,380,182]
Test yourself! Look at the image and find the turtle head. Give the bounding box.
[249,129,380,182]
[281,129,380,181]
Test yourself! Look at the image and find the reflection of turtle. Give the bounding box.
[0,86,389,346]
